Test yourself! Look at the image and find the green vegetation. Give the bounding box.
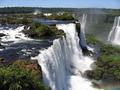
[86,43,120,82]
[0,13,67,40]
[0,7,120,16]
[0,14,65,39]
[100,44,120,56]
[0,12,74,25]
[23,22,65,39]
[85,34,120,82]
[86,34,102,45]
[0,7,34,14]
[44,12,74,20]
[0,60,49,90]
[31,24,54,38]
[0,16,32,25]
[16,17,32,25]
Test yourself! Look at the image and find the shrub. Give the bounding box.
[34,24,54,37]
[86,34,102,45]
[86,44,120,82]
[16,17,32,25]
[100,44,120,56]
[0,60,49,90]
[45,12,74,20]
[57,12,74,20]
[24,23,65,39]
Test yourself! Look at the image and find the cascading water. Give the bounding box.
[0,25,52,60]
[108,16,120,45]
[79,14,87,49]
[0,26,32,44]
[34,23,100,90]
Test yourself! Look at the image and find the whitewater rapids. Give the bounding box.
[0,25,53,60]
[0,26,32,44]
[34,23,100,90]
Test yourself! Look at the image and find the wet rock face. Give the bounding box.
[0,57,6,66]
[0,33,6,37]
[0,57,5,62]
[75,22,88,53]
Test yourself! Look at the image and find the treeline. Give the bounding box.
[0,7,35,14]
[0,7,120,15]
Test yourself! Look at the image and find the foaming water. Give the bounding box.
[108,16,120,45]
[0,26,32,44]
[0,26,53,60]
[34,23,100,90]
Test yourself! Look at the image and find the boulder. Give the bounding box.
[0,33,6,37]
[0,57,5,63]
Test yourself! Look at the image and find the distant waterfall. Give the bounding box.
[79,14,87,50]
[108,16,120,45]
[35,23,98,90]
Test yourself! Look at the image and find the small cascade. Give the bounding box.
[34,23,99,90]
[0,25,53,60]
[108,16,120,45]
[0,26,32,44]
[79,14,88,50]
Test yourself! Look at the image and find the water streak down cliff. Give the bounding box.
[108,16,120,45]
[79,14,87,50]
[34,23,99,90]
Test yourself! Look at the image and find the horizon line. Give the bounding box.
[0,6,120,9]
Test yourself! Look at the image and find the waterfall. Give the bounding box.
[34,23,100,90]
[79,14,87,50]
[108,16,120,45]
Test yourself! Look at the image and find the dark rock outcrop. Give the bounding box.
[0,33,6,37]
